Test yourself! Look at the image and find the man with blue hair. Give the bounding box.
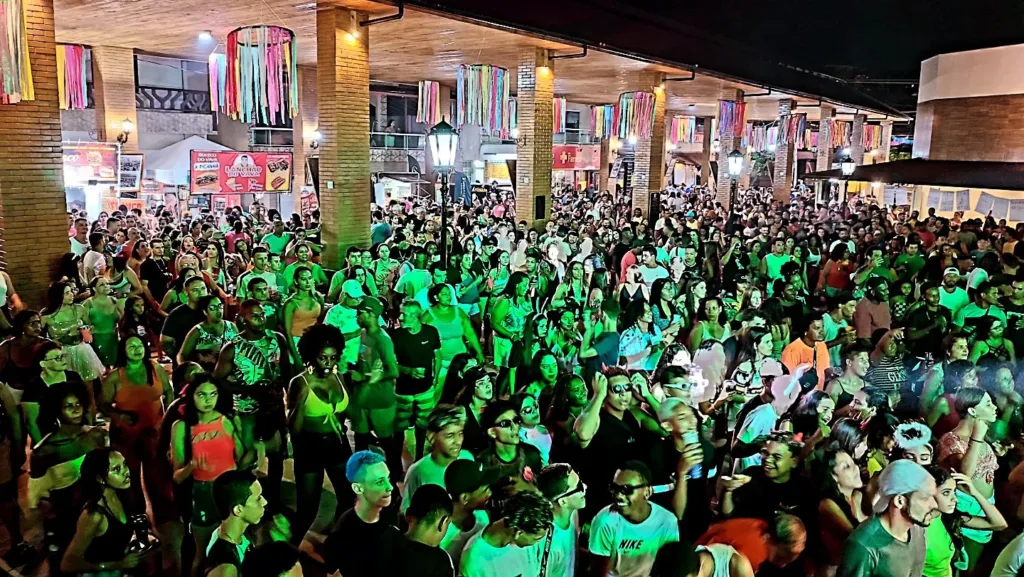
[322,450,398,577]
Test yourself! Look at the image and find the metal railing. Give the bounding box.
[370,132,425,149]
[553,129,599,144]
[135,86,212,113]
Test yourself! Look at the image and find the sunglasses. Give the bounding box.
[495,417,523,429]
[554,481,587,501]
[610,383,636,395]
[608,482,648,496]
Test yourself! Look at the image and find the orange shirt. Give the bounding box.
[697,518,770,571]
[781,338,829,390]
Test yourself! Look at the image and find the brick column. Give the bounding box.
[516,48,554,226]
[292,65,318,214]
[92,46,139,151]
[715,91,744,207]
[879,120,893,163]
[815,104,836,171]
[598,137,611,192]
[851,113,866,165]
[0,0,71,306]
[772,100,796,202]
[700,117,713,187]
[631,71,666,215]
[316,4,370,268]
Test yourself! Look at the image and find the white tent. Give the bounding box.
[145,135,233,186]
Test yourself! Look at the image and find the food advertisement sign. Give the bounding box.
[190,151,292,193]
[63,143,118,183]
[552,144,600,171]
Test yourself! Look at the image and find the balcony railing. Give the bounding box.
[553,129,599,144]
[370,132,424,150]
[135,86,212,113]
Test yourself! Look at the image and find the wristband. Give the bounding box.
[969,438,984,444]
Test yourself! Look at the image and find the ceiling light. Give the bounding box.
[199,30,213,41]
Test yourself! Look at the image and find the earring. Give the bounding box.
[307,365,314,375]
[332,365,338,375]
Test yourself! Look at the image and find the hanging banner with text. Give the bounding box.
[552,144,601,171]
[190,151,293,193]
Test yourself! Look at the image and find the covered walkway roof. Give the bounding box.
[805,159,1024,191]
[55,0,907,122]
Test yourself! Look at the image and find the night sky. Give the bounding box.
[610,0,1024,78]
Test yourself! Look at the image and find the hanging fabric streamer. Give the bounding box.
[416,80,442,125]
[553,97,566,134]
[668,117,698,145]
[717,100,747,140]
[211,25,297,125]
[57,44,87,110]
[456,64,512,138]
[508,98,517,132]
[614,92,657,139]
[0,0,34,104]
[590,105,615,139]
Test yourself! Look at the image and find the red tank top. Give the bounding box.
[190,416,236,482]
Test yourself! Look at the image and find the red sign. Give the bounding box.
[63,143,118,182]
[552,144,600,171]
[190,151,293,193]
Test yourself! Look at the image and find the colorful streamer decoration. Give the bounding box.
[717,100,747,140]
[456,64,512,138]
[862,124,884,151]
[56,44,88,110]
[0,0,34,104]
[508,98,517,132]
[210,25,298,126]
[746,124,780,152]
[776,114,807,148]
[591,105,615,139]
[612,92,657,139]
[553,97,566,134]
[416,80,442,125]
[668,116,698,145]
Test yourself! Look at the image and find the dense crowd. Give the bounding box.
[2,182,1024,577]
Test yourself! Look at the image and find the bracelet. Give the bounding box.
[969,438,984,444]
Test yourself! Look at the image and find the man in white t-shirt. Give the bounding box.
[589,461,679,577]
[459,491,552,577]
[534,464,586,577]
[638,245,669,289]
[70,217,89,257]
[938,267,970,316]
[82,232,107,284]
[402,405,474,513]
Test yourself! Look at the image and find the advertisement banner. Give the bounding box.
[190,151,292,193]
[63,143,118,183]
[552,144,600,171]
[119,153,144,193]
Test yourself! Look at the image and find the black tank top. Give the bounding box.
[84,502,134,563]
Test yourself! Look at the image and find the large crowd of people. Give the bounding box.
[2,181,1024,577]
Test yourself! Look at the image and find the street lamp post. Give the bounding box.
[727,148,743,208]
[840,154,856,203]
[428,117,459,263]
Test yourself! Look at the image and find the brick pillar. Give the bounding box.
[0,0,71,306]
[292,65,317,214]
[92,46,139,151]
[879,120,893,163]
[816,104,836,171]
[851,113,866,165]
[772,100,796,202]
[316,4,370,268]
[598,137,610,192]
[700,117,713,187]
[516,48,554,226]
[715,91,744,207]
[631,71,666,215]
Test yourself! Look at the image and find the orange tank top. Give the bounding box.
[112,364,164,431]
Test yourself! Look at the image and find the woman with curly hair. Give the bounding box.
[286,323,353,545]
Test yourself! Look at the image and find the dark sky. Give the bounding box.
[614,0,1024,77]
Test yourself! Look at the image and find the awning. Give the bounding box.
[670,152,703,167]
[804,158,1024,191]
[376,172,430,184]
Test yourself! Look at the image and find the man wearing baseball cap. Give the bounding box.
[324,279,366,367]
[349,295,401,477]
[440,459,497,570]
[837,460,939,577]
[939,267,969,316]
